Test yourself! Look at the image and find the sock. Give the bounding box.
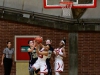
[29,68,34,75]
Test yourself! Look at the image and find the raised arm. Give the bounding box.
[39,43,44,48]
[36,45,48,56]
[28,40,36,52]
[28,47,35,52]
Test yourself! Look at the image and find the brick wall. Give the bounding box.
[78,32,100,75]
[0,19,68,75]
[1,19,100,75]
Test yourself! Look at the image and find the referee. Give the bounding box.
[1,41,14,75]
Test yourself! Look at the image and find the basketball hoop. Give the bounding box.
[60,1,73,17]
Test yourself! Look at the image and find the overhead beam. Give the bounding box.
[0,6,100,31]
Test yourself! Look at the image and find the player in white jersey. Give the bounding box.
[54,39,66,75]
[29,43,49,75]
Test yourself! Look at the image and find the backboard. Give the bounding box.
[44,0,97,8]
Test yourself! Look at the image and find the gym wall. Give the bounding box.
[0,19,100,75]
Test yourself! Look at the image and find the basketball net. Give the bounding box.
[60,0,73,18]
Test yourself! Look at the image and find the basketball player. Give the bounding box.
[29,43,49,75]
[28,40,39,75]
[46,39,54,75]
[54,39,66,75]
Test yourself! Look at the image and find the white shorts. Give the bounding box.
[32,60,48,73]
[54,59,64,72]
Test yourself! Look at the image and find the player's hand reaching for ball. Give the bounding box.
[35,42,41,50]
[33,40,39,47]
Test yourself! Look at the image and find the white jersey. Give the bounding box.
[32,48,48,73]
[55,48,63,60]
[38,48,48,61]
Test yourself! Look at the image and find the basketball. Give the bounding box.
[35,36,43,43]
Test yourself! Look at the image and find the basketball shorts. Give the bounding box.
[32,60,48,73]
[54,59,64,72]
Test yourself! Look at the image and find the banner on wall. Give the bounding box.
[15,35,38,62]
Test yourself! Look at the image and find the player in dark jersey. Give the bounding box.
[46,39,54,75]
[28,40,39,75]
